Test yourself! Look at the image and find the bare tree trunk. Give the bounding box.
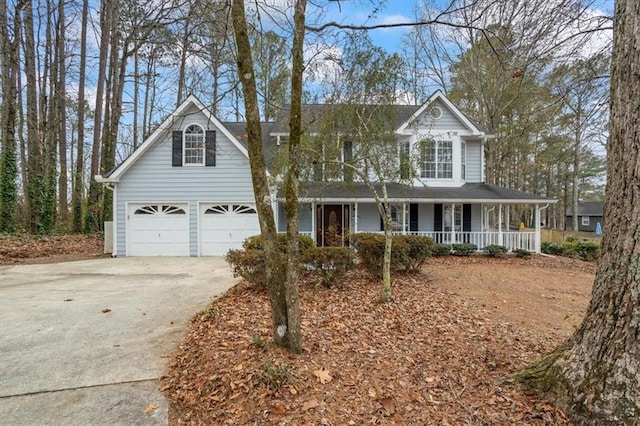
[231,0,294,351]
[282,0,307,354]
[133,50,139,149]
[572,106,581,232]
[86,0,113,232]
[515,1,640,423]
[57,0,68,226]
[72,0,88,232]
[22,1,43,234]
[0,0,19,233]
[176,13,190,107]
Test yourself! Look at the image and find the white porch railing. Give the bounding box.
[404,230,537,252]
[283,230,537,252]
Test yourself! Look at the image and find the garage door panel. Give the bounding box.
[199,203,260,256]
[128,204,189,256]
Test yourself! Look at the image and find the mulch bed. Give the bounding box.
[162,263,573,425]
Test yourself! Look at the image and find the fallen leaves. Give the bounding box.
[313,368,332,384]
[162,256,588,425]
[143,403,157,414]
[0,233,104,265]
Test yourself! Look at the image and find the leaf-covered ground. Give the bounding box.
[0,233,105,264]
[163,255,595,425]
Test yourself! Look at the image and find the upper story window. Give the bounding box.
[420,139,452,179]
[399,141,411,179]
[172,126,216,167]
[184,124,205,165]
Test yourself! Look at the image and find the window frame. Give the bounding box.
[420,139,453,180]
[581,216,590,226]
[183,124,205,166]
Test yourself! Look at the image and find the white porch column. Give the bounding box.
[498,204,503,246]
[450,203,456,244]
[354,202,358,235]
[506,205,510,231]
[535,203,541,253]
[311,201,316,244]
[402,203,407,235]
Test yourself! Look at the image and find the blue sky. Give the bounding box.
[320,0,419,52]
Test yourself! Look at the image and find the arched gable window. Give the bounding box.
[172,125,216,167]
[183,124,205,165]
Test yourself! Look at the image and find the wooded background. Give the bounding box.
[0,0,611,235]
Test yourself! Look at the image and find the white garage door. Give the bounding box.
[200,204,260,256]
[127,203,190,256]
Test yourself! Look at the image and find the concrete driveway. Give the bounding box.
[0,257,238,425]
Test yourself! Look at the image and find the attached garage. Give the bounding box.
[199,203,260,256]
[127,203,190,256]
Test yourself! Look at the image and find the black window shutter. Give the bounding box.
[434,203,443,232]
[205,130,216,166]
[172,131,182,167]
[463,204,472,232]
[410,203,419,232]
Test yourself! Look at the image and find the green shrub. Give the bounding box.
[431,243,452,256]
[483,244,508,257]
[575,241,600,261]
[452,243,477,256]
[225,248,286,287]
[302,247,356,287]
[393,235,434,271]
[541,241,563,255]
[513,248,532,258]
[352,233,432,276]
[242,233,315,253]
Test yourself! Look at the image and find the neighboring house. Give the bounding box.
[565,201,604,232]
[96,91,556,256]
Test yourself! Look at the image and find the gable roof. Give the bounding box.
[396,90,487,135]
[269,104,420,135]
[566,201,604,216]
[96,95,249,183]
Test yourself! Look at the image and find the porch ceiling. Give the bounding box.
[284,182,557,204]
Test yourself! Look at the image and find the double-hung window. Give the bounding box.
[184,124,205,165]
[421,139,452,179]
[399,141,411,179]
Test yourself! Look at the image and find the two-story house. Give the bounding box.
[96,92,555,256]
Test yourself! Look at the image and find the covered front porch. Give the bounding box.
[278,201,548,253]
[276,182,556,253]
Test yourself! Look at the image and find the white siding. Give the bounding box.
[116,105,254,256]
[356,203,381,232]
[415,99,471,133]
[466,140,482,182]
[419,203,435,232]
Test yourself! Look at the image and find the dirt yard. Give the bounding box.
[163,255,596,425]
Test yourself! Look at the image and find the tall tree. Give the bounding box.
[515,0,639,422]
[71,0,89,232]
[282,0,307,354]
[0,0,19,233]
[251,30,291,121]
[231,0,302,352]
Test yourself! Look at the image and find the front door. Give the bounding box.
[316,204,350,247]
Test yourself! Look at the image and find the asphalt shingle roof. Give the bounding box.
[566,201,604,216]
[284,182,554,203]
